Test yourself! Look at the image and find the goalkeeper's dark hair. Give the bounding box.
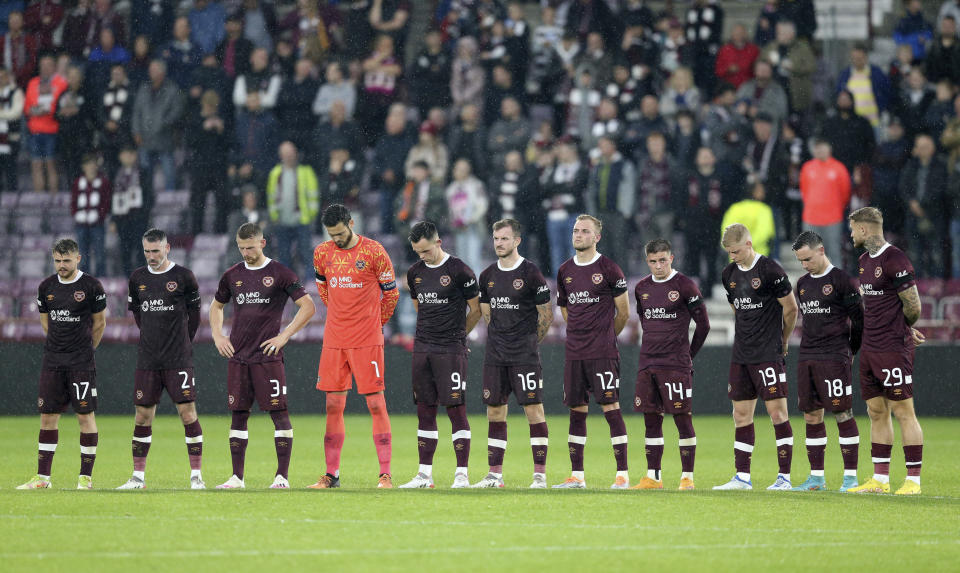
[322,204,352,228]
[408,221,438,244]
[142,228,167,243]
[236,222,263,240]
[791,230,823,252]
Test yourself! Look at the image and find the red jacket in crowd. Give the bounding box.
[714,41,759,88]
[799,157,851,227]
[23,72,67,134]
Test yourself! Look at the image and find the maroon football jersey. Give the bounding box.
[857,243,915,353]
[214,258,307,364]
[556,253,627,360]
[407,254,480,353]
[128,263,201,370]
[37,271,107,371]
[796,265,862,362]
[478,257,551,366]
[722,253,793,364]
[635,270,704,370]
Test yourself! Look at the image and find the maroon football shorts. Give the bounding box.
[38,369,97,414]
[859,349,914,401]
[411,351,468,406]
[227,360,288,411]
[728,360,788,401]
[634,368,693,414]
[482,362,543,406]
[134,368,197,406]
[797,360,853,412]
[563,358,621,407]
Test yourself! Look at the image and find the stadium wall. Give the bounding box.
[0,343,956,417]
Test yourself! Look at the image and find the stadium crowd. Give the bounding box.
[0,0,959,286]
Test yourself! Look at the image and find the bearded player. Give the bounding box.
[791,231,863,492]
[117,228,206,490]
[18,239,106,490]
[399,221,481,489]
[474,219,553,489]
[310,204,400,489]
[552,215,631,490]
[210,223,315,489]
[847,207,925,495]
[714,223,798,491]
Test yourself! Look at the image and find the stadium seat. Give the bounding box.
[919,295,938,321]
[939,297,960,323]
[17,256,49,279]
[917,278,945,298]
[0,295,15,318]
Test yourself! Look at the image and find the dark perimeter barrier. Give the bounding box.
[0,343,957,416]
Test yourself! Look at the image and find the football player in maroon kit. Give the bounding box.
[18,239,106,490]
[399,221,481,489]
[632,239,710,490]
[552,215,632,490]
[714,223,798,491]
[117,229,206,490]
[210,223,315,489]
[791,231,863,492]
[846,207,926,495]
[474,219,553,488]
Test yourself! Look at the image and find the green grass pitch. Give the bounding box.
[1,414,958,572]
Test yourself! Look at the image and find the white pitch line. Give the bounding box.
[2,539,958,560]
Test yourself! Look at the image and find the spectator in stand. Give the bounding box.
[404,120,449,185]
[635,131,681,249]
[941,94,960,172]
[721,182,776,257]
[683,146,736,292]
[715,23,758,90]
[186,90,231,234]
[393,160,446,243]
[71,153,111,276]
[451,36,485,121]
[573,32,614,87]
[87,27,130,100]
[685,0,723,94]
[97,63,133,178]
[216,12,254,81]
[188,0,226,56]
[132,59,183,192]
[836,43,891,129]
[565,0,618,45]
[232,47,281,112]
[900,133,950,278]
[671,109,701,170]
[585,135,635,273]
[88,0,127,50]
[895,0,934,61]
[232,91,278,188]
[62,0,92,59]
[276,58,320,159]
[872,118,910,241]
[896,68,936,141]
[484,64,521,130]
[0,67,23,192]
[371,103,415,233]
[56,66,94,185]
[659,66,701,122]
[488,150,540,238]
[777,0,817,41]
[761,20,816,115]
[370,0,412,59]
[357,34,403,146]
[280,0,342,65]
[227,188,269,236]
[817,90,876,192]
[939,0,960,32]
[923,79,957,144]
[162,16,203,90]
[540,141,586,274]
[780,118,807,240]
[0,11,37,90]
[927,16,960,86]
[24,0,64,54]
[584,97,624,155]
[266,141,319,278]
[130,0,174,49]
[313,61,356,122]
[111,144,152,277]
[409,29,452,119]
[128,35,153,89]
[445,157,488,274]
[188,52,231,120]
[320,147,361,220]
[703,82,749,164]
[564,67,602,142]
[736,59,789,126]
[658,18,692,78]
[799,139,851,262]
[314,100,363,176]
[754,0,780,47]
[743,113,789,252]
[621,93,668,160]
[487,96,530,171]
[24,53,67,193]
[241,0,277,53]
[888,44,916,95]
[448,103,489,181]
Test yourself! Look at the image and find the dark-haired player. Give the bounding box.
[791,231,863,492]
[552,215,631,490]
[210,223,315,489]
[117,228,205,490]
[399,221,481,489]
[474,219,553,488]
[18,239,106,489]
[714,223,798,491]
[632,239,710,490]
[847,207,925,495]
[310,204,400,489]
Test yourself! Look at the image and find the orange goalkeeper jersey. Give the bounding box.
[314,235,399,349]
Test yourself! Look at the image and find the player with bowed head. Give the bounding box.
[210,223,315,489]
